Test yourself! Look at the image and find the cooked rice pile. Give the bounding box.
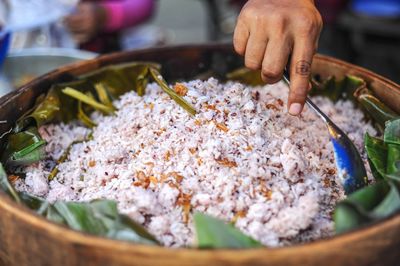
[15,78,375,247]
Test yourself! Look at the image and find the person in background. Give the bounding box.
[232,0,324,116]
[65,0,155,53]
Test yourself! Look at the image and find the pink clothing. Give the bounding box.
[80,0,155,52]
[99,0,155,32]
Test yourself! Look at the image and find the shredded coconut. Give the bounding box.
[15,78,376,248]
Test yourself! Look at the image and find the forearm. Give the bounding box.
[101,0,155,32]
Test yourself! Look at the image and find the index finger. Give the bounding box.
[287,38,316,116]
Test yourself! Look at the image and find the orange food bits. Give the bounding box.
[174,83,188,96]
[133,181,142,187]
[182,204,191,224]
[160,174,168,183]
[216,158,237,168]
[164,150,171,161]
[149,176,158,185]
[8,175,19,183]
[323,178,331,188]
[204,104,217,111]
[144,162,155,167]
[177,193,192,224]
[327,168,336,175]
[215,122,229,132]
[142,179,150,189]
[231,210,247,223]
[170,172,184,183]
[265,103,279,111]
[261,188,273,200]
[136,171,146,181]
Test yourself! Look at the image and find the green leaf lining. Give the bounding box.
[194,212,262,249]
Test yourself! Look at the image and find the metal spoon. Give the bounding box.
[282,71,367,195]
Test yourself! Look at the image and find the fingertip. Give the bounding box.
[233,40,245,56]
[233,22,249,56]
[288,102,303,116]
[287,85,307,115]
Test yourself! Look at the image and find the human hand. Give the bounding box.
[233,0,323,115]
[64,2,107,44]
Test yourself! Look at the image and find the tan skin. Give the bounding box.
[64,2,107,44]
[234,0,323,115]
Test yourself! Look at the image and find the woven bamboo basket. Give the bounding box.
[0,44,399,266]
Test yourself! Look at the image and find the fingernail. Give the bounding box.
[289,103,302,116]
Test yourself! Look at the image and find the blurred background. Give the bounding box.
[0,0,399,96]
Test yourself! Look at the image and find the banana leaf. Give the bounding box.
[0,81,87,167]
[335,118,400,234]
[310,75,366,102]
[387,144,400,175]
[226,68,264,86]
[79,67,127,97]
[149,68,197,116]
[14,88,61,133]
[384,119,400,175]
[94,83,114,108]
[77,100,97,128]
[12,63,161,134]
[334,180,400,234]
[194,212,262,249]
[0,163,21,203]
[384,119,400,145]
[16,80,92,130]
[0,62,164,169]
[365,133,387,180]
[354,88,398,129]
[334,202,371,234]
[53,200,159,244]
[387,173,400,182]
[62,87,115,115]
[80,62,160,98]
[118,63,151,97]
[1,126,46,167]
[0,162,159,245]
[53,80,93,122]
[372,182,400,217]
[48,139,84,181]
